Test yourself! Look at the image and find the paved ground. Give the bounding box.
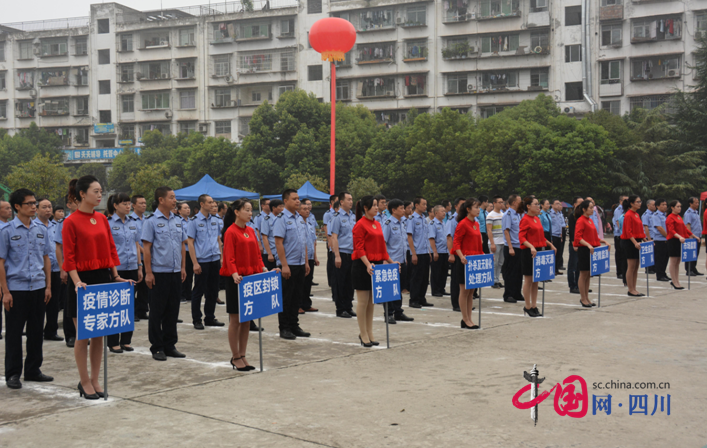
[1,244,705,447]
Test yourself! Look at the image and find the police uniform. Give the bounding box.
[273,208,309,335]
[53,218,76,342]
[301,213,317,310]
[328,209,356,315]
[446,212,460,309]
[142,209,186,355]
[322,208,336,294]
[187,211,222,326]
[107,214,141,348]
[652,211,669,280]
[683,207,702,275]
[478,208,489,254]
[550,208,566,271]
[501,209,524,302]
[0,217,52,382]
[130,212,149,319]
[33,218,63,341]
[179,214,194,302]
[401,215,411,292]
[0,220,8,338]
[642,209,656,274]
[429,217,449,297]
[406,211,432,308]
[259,212,278,270]
[612,208,627,280]
[383,216,408,319]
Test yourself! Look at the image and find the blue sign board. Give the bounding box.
[465,254,495,289]
[64,147,142,161]
[681,238,698,263]
[591,246,611,276]
[639,242,655,268]
[372,264,401,304]
[532,250,555,282]
[94,123,115,134]
[237,271,283,322]
[77,283,134,340]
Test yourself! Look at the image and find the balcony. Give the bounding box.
[600,82,623,96]
[403,41,429,62]
[239,86,274,107]
[15,100,36,118]
[139,34,170,50]
[631,17,682,44]
[238,51,296,74]
[211,22,236,44]
[442,41,477,60]
[600,5,623,22]
[39,39,68,58]
[16,71,34,90]
[631,56,681,81]
[136,62,171,81]
[356,77,396,100]
[443,1,472,23]
[478,0,521,20]
[37,69,69,87]
[39,98,70,116]
[236,22,272,41]
[356,43,395,65]
[355,8,395,32]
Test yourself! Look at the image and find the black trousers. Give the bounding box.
[685,239,701,273]
[482,233,490,254]
[552,236,565,271]
[279,264,305,332]
[262,253,277,271]
[404,250,412,291]
[614,236,627,279]
[385,261,406,316]
[107,269,137,347]
[62,281,76,339]
[148,272,182,353]
[181,253,194,301]
[333,253,353,313]
[430,253,449,295]
[450,258,460,309]
[301,259,315,309]
[44,271,62,338]
[4,289,46,378]
[191,260,219,323]
[567,246,579,290]
[654,241,669,279]
[135,264,149,315]
[502,246,523,300]
[409,253,430,305]
[327,251,337,302]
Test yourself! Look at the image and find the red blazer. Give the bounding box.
[519,214,546,249]
[621,210,646,240]
[665,213,691,240]
[573,215,601,247]
[452,217,483,256]
[220,224,264,277]
[352,217,389,262]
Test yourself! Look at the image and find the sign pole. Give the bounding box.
[688,268,691,291]
[541,281,545,317]
[258,317,263,372]
[646,272,649,297]
[478,288,481,328]
[103,337,108,401]
[384,302,390,349]
[598,275,601,308]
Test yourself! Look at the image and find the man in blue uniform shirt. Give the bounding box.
[142,187,187,361]
[612,196,627,280]
[0,189,54,389]
[382,199,414,323]
[187,194,224,329]
[407,197,434,308]
[329,192,357,318]
[642,200,656,274]
[502,194,523,303]
[477,195,489,254]
[322,195,337,295]
[652,199,670,282]
[130,195,149,320]
[684,197,703,276]
[0,200,10,338]
[177,202,193,303]
[550,199,566,273]
[299,199,319,313]
[374,195,389,223]
[260,199,284,271]
[429,205,449,297]
[34,198,63,342]
[273,189,311,340]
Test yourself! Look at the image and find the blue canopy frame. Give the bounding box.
[263,181,330,202]
[174,175,259,201]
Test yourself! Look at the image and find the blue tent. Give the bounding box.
[174,175,259,201]
[263,181,330,202]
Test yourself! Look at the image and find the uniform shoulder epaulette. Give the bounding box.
[145,214,155,220]
[264,215,270,220]
[57,218,64,223]
[385,219,391,225]
[277,213,283,218]
[191,215,197,220]
[333,211,340,216]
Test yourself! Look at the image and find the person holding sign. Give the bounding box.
[352,196,396,347]
[519,197,557,317]
[62,176,128,399]
[666,200,699,290]
[452,198,483,329]
[573,200,610,307]
[220,199,269,371]
[620,195,646,297]
[106,193,142,353]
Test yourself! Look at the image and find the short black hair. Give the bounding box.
[338,191,351,202]
[270,199,284,210]
[131,194,145,205]
[655,198,666,207]
[374,194,386,203]
[260,198,270,206]
[478,195,489,203]
[413,196,426,206]
[155,186,174,204]
[282,189,298,200]
[198,194,211,205]
[9,188,35,213]
[572,196,583,206]
[217,202,226,212]
[301,198,312,205]
[329,195,337,203]
[388,199,404,213]
[492,195,503,202]
[403,201,412,208]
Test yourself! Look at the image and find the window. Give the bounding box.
[631,56,681,80]
[601,61,621,83]
[481,34,519,53]
[139,61,171,80]
[357,43,396,63]
[141,124,171,135]
[444,0,470,22]
[97,19,109,34]
[602,100,621,115]
[75,97,89,115]
[281,51,295,71]
[16,70,34,89]
[41,39,68,57]
[632,17,682,41]
[630,95,671,112]
[565,45,582,62]
[99,110,112,123]
[278,85,294,96]
[16,100,35,118]
[480,0,520,18]
[565,6,582,26]
[479,106,509,118]
[120,34,133,51]
[252,92,262,102]
[308,0,322,14]
[215,121,231,135]
[0,43,4,62]
[122,95,134,113]
[447,74,468,94]
[180,90,196,109]
[531,68,549,87]
[602,24,622,46]
[142,92,170,109]
[531,0,548,12]
[98,49,110,65]
[239,117,251,136]
[142,32,170,49]
[632,20,651,39]
[120,64,134,82]
[336,80,350,100]
[75,128,89,145]
[280,19,295,36]
[179,60,196,78]
[211,22,235,42]
[38,69,69,87]
[179,28,196,46]
[566,82,583,101]
[601,0,621,5]
[308,65,323,81]
[99,80,111,94]
[180,122,196,134]
[75,38,88,55]
[358,9,394,31]
[214,55,230,76]
[19,41,33,59]
[0,72,5,90]
[121,125,135,141]
[481,71,518,89]
[239,53,273,72]
[405,75,426,95]
[697,13,707,33]
[405,40,429,60]
[73,67,89,86]
[239,22,270,39]
[214,89,232,107]
[405,5,427,26]
[0,101,6,119]
[531,32,550,50]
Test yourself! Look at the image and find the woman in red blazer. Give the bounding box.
[574,200,610,307]
[620,195,645,297]
[518,197,556,317]
[665,200,699,290]
[452,198,483,329]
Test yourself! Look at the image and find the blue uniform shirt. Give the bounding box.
[33,218,59,272]
[307,213,318,230]
[110,214,140,271]
[383,216,406,263]
[652,211,667,241]
[328,209,356,254]
[428,218,448,254]
[406,211,430,254]
[642,210,655,239]
[141,209,186,274]
[253,212,267,248]
[502,209,522,248]
[305,215,317,261]
[401,216,410,252]
[612,210,623,236]
[273,208,308,266]
[549,209,565,237]
[684,207,702,236]
[180,216,190,252]
[0,217,52,291]
[260,212,277,255]
[478,209,488,234]
[187,211,221,263]
[540,210,552,234]
[446,212,459,240]
[130,212,145,248]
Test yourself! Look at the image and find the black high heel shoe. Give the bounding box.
[230,357,250,372]
[241,358,256,371]
[523,308,538,317]
[532,307,543,316]
[461,320,480,329]
[78,382,99,400]
[670,282,685,290]
[580,300,593,308]
[370,341,380,346]
[358,335,373,348]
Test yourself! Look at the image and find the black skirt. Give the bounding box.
[224,275,241,316]
[577,246,591,272]
[622,238,642,260]
[454,258,464,285]
[667,238,681,258]
[520,246,546,277]
[352,258,374,291]
[67,269,112,319]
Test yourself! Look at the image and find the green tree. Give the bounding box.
[346,177,381,202]
[5,154,71,202]
[284,172,329,193]
[128,164,182,208]
[0,122,64,181]
[108,149,142,192]
[76,163,108,189]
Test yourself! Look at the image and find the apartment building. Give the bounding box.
[0,0,705,153]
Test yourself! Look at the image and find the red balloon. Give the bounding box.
[308,17,356,62]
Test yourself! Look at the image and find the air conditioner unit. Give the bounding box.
[469,46,476,53]
[161,73,168,79]
[564,106,575,114]
[29,89,37,97]
[668,70,677,76]
[466,12,473,19]
[467,84,475,92]
[33,48,41,55]
[396,17,403,24]
[386,91,394,96]
[165,110,173,118]
[198,123,208,133]
[225,74,234,83]
[231,100,238,107]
